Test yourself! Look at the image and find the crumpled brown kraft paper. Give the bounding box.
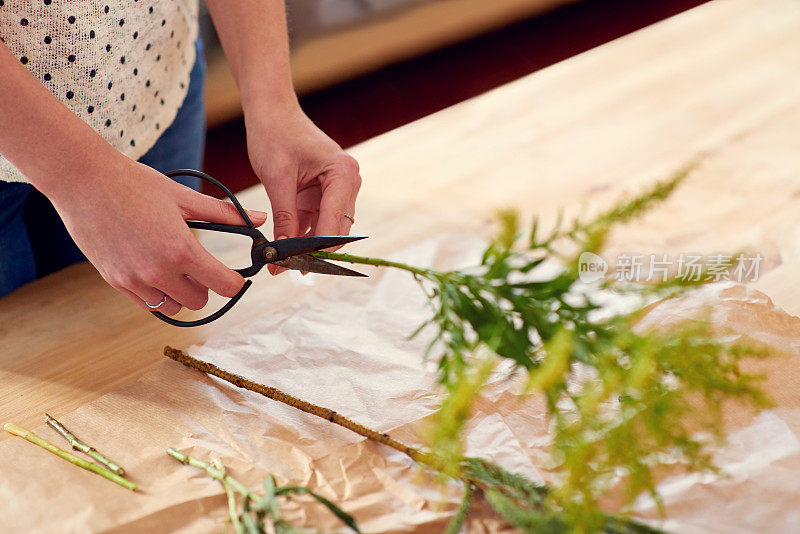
[0,235,798,533]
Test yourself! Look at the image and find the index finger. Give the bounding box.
[185,243,246,298]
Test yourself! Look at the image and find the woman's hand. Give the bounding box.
[48,155,267,316]
[244,103,362,274]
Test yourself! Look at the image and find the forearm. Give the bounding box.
[0,42,120,201]
[204,0,298,115]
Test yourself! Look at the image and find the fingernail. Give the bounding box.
[277,235,287,241]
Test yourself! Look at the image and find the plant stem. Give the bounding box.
[213,458,244,533]
[167,449,251,532]
[45,414,126,476]
[162,348,534,493]
[164,347,431,465]
[311,251,434,278]
[162,348,658,534]
[4,423,137,491]
[168,449,361,533]
[167,447,256,500]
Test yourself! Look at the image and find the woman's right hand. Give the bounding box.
[47,155,267,316]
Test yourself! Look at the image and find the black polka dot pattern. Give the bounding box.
[1,0,198,174]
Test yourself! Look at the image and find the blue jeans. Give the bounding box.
[0,40,206,298]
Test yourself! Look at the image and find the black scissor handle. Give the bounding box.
[153,280,253,327]
[185,221,267,278]
[166,169,254,227]
[151,169,258,328]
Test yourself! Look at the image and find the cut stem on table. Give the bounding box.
[3,422,137,492]
[45,413,126,476]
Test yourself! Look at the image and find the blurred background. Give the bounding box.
[201,0,710,196]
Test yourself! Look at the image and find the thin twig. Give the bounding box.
[162,348,658,534]
[213,458,244,533]
[45,414,126,476]
[4,423,137,491]
[164,347,431,465]
[163,348,503,488]
[167,447,256,500]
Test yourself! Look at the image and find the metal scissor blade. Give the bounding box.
[272,254,368,277]
[271,235,367,260]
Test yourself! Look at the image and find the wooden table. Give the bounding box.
[2,0,799,458]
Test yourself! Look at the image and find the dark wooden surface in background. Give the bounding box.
[203,0,711,196]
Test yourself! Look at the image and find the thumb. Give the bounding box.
[262,179,299,276]
[182,190,268,227]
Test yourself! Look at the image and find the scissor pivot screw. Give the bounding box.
[263,247,278,262]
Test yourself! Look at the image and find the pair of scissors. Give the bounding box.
[153,169,367,328]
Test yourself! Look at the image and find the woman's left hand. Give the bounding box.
[245,103,362,274]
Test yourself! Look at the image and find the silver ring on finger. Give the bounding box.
[343,213,355,224]
[145,293,168,309]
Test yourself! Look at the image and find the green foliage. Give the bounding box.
[409,167,772,531]
[460,457,661,534]
[427,356,495,477]
[166,448,360,534]
[314,165,775,532]
[411,166,697,389]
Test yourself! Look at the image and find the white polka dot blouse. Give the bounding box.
[0,0,199,183]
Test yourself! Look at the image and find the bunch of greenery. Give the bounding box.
[313,166,773,532]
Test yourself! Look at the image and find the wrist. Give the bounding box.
[241,81,300,122]
[33,142,127,205]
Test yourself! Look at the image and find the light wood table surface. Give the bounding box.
[2,0,799,447]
